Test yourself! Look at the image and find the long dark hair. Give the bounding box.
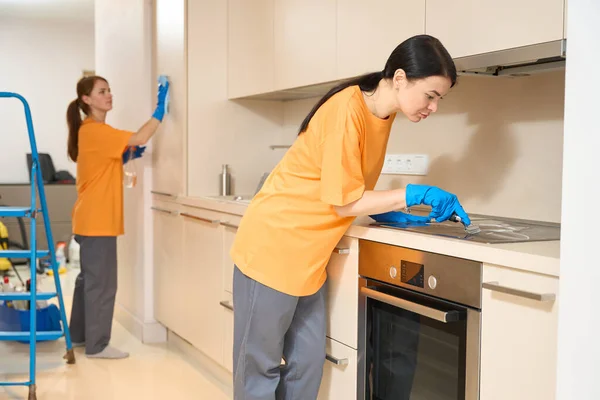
[298,34,457,134]
[67,75,108,162]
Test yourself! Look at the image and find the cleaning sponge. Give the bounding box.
[158,75,169,114]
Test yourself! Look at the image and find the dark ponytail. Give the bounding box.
[66,75,108,162]
[298,34,457,134]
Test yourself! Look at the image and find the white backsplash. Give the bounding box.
[282,71,565,223]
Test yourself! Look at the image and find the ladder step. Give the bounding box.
[0,330,63,341]
[0,250,49,258]
[0,206,31,217]
[0,292,56,301]
[0,381,31,387]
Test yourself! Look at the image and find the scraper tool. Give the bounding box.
[449,213,481,234]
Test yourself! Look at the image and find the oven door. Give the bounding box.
[358,278,481,400]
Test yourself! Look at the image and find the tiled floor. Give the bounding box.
[0,266,231,400]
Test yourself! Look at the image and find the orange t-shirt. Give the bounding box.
[71,118,133,237]
[231,86,396,296]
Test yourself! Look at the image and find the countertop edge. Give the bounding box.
[174,196,560,278]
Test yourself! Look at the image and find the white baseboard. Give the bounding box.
[167,330,233,398]
[115,303,167,343]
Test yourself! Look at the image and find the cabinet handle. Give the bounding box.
[334,247,350,255]
[151,191,177,198]
[326,354,349,366]
[219,301,234,311]
[220,222,239,229]
[483,281,556,302]
[151,206,178,215]
[181,213,220,224]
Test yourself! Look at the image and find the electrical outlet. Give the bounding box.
[381,154,429,175]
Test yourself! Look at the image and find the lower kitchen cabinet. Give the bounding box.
[317,337,358,400]
[152,201,185,337]
[326,236,359,349]
[221,291,234,373]
[220,216,241,294]
[480,263,559,400]
[181,206,225,365]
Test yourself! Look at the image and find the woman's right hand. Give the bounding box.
[152,79,170,122]
[405,184,471,226]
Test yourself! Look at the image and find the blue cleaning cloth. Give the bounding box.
[158,75,169,114]
[369,211,431,226]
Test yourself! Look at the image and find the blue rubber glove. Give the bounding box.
[405,184,471,226]
[152,78,170,122]
[369,211,430,225]
[122,146,146,164]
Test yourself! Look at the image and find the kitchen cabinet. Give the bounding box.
[274,0,337,89]
[221,217,241,294]
[325,236,359,349]
[425,0,565,58]
[152,201,186,337]
[221,291,234,373]
[153,0,187,196]
[564,0,568,38]
[480,263,559,400]
[181,206,225,365]
[227,0,275,98]
[317,337,358,400]
[336,0,425,79]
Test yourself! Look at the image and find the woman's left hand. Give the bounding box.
[122,146,146,164]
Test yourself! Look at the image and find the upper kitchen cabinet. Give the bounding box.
[153,0,187,197]
[274,0,337,90]
[228,0,275,98]
[336,0,425,80]
[425,0,565,58]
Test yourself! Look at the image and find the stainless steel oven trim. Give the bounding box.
[358,278,481,400]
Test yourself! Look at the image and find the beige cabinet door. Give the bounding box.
[274,0,337,89]
[228,0,275,98]
[426,0,565,58]
[151,202,184,335]
[337,0,425,79]
[153,0,187,196]
[221,220,240,294]
[317,338,358,400]
[480,263,559,400]
[181,207,225,364]
[325,236,359,349]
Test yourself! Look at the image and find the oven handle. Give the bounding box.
[361,287,461,323]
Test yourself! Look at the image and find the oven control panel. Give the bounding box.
[359,239,483,309]
[401,260,425,288]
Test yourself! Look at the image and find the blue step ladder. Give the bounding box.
[0,92,75,400]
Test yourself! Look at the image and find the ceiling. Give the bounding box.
[0,0,94,22]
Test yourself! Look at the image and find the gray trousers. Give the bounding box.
[69,235,118,355]
[233,265,327,400]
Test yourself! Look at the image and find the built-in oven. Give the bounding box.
[358,240,482,400]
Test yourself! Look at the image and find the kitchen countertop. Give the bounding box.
[177,195,560,278]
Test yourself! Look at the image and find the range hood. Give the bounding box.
[241,39,567,101]
[454,39,567,77]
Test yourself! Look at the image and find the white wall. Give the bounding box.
[556,1,600,399]
[95,0,165,343]
[0,17,94,183]
[282,71,565,223]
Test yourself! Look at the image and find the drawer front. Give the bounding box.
[221,291,234,373]
[317,337,358,400]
